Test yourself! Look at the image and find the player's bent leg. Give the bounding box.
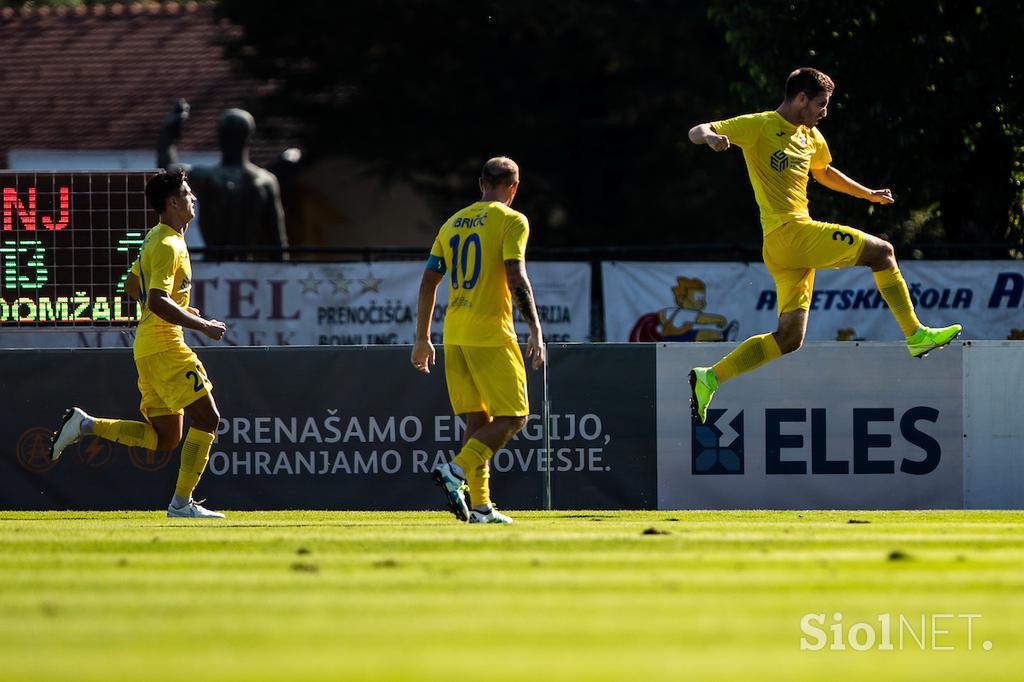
[183,390,221,433]
[148,414,185,453]
[690,312,800,425]
[772,309,808,355]
[467,415,526,520]
[856,234,897,271]
[455,412,493,512]
[92,417,161,451]
[50,407,92,461]
[857,235,932,338]
[167,393,224,519]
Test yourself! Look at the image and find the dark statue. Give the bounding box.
[157,99,288,259]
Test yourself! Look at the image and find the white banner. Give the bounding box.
[963,341,1024,509]
[0,261,590,348]
[656,343,964,510]
[603,260,1024,342]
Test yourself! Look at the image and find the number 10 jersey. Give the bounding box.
[429,200,529,346]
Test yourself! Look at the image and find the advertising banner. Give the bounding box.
[0,261,591,348]
[603,260,1024,343]
[655,343,964,510]
[2,344,654,511]
[963,341,1024,509]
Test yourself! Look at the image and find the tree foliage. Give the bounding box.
[215,0,754,248]
[709,0,1024,254]
[216,0,1024,252]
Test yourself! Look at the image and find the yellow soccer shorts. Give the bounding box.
[135,344,213,420]
[762,218,868,315]
[444,339,529,417]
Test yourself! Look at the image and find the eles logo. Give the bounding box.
[692,409,744,474]
[770,150,789,171]
[690,407,943,476]
[766,407,941,475]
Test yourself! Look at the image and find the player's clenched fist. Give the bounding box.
[706,134,731,152]
[202,319,226,341]
[411,339,435,374]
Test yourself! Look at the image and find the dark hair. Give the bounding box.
[144,168,188,214]
[785,67,835,101]
[480,156,519,187]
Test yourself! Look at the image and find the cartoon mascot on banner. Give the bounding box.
[629,276,739,342]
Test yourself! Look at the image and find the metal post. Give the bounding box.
[542,348,552,510]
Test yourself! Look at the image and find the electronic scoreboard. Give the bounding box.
[0,171,154,328]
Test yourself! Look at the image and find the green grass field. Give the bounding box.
[1,510,1021,681]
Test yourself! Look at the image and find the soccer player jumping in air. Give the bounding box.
[687,68,961,424]
[412,157,545,524]
[50,169,229,518]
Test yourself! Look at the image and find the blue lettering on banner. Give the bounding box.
[756,290,777,311]
[898,407,942,475]
[988,272,1023,308]
[765,288,959,312]
[802,288,975,311]
[853,408,895,474]
[765,408,848,474]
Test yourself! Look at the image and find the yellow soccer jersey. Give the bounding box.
[131,223,192,358]
[711,111,832,236]
[428,201,529,346]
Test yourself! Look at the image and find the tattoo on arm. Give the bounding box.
[512,283,538,327]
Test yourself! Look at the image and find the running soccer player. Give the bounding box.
[412,156,545,524]
[50,169,228,518]
[687,67,961,424]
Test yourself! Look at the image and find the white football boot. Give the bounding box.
[50,407,91,461]
[167,499,225,519]
[468,505,514,524]
[431,462,469,522]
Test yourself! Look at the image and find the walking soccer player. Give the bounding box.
[687,67,962,424]
[412,156,545,524]
[50,169,228,518]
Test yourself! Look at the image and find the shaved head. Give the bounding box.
[481,157,520,188]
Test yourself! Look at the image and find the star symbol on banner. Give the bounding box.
[329,275,350,295]
[361,275,383,293]
[299,273,321,294]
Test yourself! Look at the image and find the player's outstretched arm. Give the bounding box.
[688,123,730,151]
[147,289,226,340]
[505,259,545,370]
[811,166,894,204]
[412,269,443,374]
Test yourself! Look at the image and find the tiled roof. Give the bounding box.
[0,1,291,167]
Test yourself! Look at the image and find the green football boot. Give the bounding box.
[906,324,962,358]
[688,367,719,425]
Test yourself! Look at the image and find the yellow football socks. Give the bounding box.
[91,418,159,450]
[452,438,494,507]
[873,266,921,337]
[174,428,215,500]
[466,462,492,508]
[712,332,782,384]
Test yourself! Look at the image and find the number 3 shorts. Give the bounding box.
[762,218,868,315]
[135,344,213,420]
